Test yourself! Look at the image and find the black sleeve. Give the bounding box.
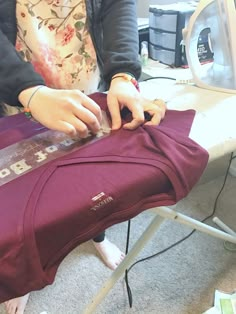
[100,0,142,83]
[0,30,45,107]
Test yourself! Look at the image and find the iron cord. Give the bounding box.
[124,152,235,307]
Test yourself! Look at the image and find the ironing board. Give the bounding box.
[83,80,236,314]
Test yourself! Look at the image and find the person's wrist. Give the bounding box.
[18,85,45,108]
[111,73,140,92]
[18,85,45,119]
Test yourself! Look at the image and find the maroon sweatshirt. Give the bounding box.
[0,93,208,302]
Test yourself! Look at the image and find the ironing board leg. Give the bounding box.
[213,217,236,236]
[151,207,236,243]
[83,214,166,314]
[83,206,236,313]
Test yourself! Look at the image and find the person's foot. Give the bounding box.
[93,238,125,270]
[4,293,29,314]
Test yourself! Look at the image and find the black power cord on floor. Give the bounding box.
[124,152,235,308]
[124,220,132,307]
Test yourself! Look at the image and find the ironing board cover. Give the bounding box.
[0,93,209,302]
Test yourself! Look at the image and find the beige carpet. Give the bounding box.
[0,172,235,314]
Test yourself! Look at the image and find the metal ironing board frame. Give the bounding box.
[83,205,236,313]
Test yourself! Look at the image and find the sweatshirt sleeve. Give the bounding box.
[99,0,142,83]
[0,29,45,107]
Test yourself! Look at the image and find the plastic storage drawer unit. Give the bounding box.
[149,4,196,67]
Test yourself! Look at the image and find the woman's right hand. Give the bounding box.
[18,86,102,137]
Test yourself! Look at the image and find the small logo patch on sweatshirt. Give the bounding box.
[90,192,114,211]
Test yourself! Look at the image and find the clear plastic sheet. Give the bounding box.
[0,111,111,187]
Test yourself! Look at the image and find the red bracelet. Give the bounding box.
[111,73,140,92]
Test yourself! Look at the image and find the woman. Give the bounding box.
[0,1,166,313]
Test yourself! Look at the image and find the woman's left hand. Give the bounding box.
[107,77,166,130]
